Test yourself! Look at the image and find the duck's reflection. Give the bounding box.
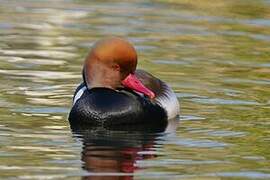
[71,120,178,180]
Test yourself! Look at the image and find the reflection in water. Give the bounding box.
[71,120,178,179]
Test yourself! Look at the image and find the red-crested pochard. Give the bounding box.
[69,37,179,127]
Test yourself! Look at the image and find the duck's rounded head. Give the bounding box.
[83,37,155,98]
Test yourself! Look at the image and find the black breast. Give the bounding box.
[68,86,167,128]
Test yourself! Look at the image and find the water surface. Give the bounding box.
[0,0,270,179]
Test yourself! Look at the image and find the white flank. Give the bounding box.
[155,82,180,119]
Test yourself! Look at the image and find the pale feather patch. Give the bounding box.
[155,82,180,119]
[73,86,86,105]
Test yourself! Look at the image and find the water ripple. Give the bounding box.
[189,97,260,105]
[0,49,77,59]
[0,69,80,79]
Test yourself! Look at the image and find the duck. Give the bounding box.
[68,37,179,128]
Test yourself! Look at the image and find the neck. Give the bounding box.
[84,63,122,90]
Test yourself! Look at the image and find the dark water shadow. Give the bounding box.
[70,119,179,180]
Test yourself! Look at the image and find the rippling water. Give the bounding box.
[0,0,270,179]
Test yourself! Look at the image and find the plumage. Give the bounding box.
[68,37,179,128]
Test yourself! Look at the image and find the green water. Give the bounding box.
[0,0,270,179]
